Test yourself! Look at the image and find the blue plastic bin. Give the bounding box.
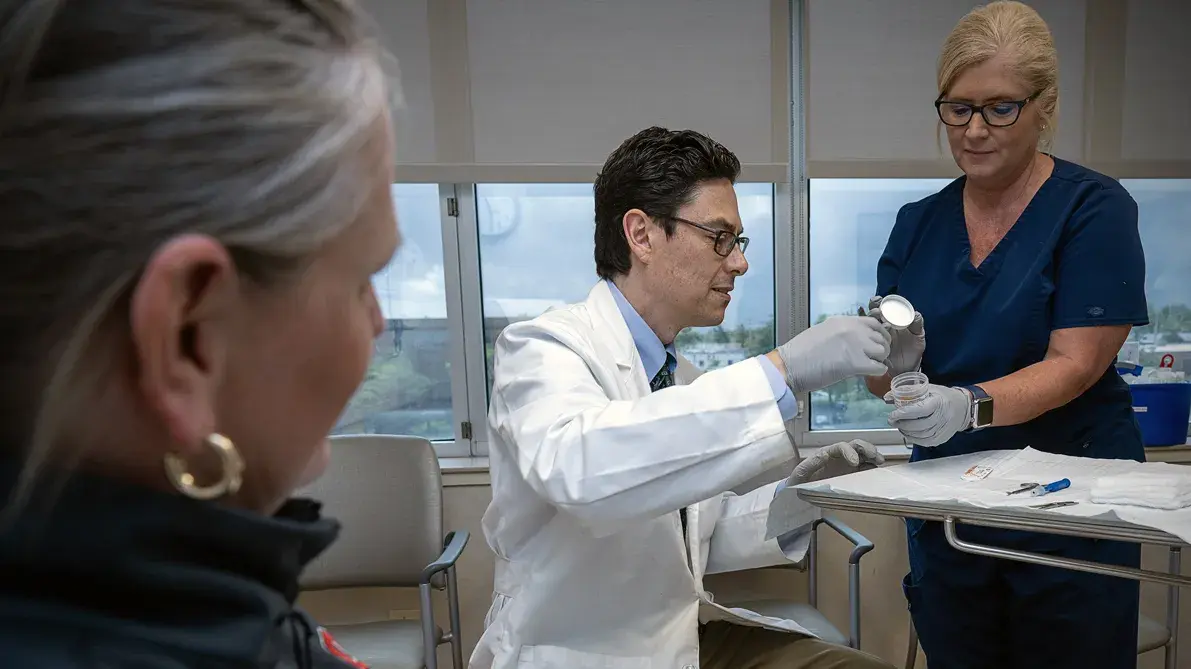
[1129,382,1191,446]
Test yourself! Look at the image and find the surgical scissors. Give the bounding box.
[1007,482,1039,495]
[1030,500,1079,510]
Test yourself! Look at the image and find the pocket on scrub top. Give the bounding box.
[517,645,652,669]
[901,572,920,610]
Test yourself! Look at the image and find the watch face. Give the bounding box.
[975,398,994,427]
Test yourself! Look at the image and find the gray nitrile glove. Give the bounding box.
[788,439,885,485]
[867,296,925,377]
[887,384,971,447]
[775,316,890,394]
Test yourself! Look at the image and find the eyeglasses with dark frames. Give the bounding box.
[934,94,1035,127]
[669,216,749,257]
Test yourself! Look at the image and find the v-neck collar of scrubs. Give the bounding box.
[954,157,1057,278]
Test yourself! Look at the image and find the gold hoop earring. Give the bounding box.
[163,433,245,500]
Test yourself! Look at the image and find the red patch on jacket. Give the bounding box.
[317,627,370,669]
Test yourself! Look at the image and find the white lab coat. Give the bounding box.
[470,281,820,669]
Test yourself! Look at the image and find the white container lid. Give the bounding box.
[879,294,915,329]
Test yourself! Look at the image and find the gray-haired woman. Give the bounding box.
[0,1,399,666]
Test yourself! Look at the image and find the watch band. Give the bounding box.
[964,385,989,400]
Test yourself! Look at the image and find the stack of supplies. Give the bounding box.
[1090,471,1191,510]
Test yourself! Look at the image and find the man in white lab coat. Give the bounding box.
[471,127,896,669]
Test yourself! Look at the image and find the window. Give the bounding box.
[1122,180,1191,377]
[475,183,778,391]
[334,184,455,442]
[808,178,1191,433]
[807,179,949,431]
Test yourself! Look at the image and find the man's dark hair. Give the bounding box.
[593,127,740,280]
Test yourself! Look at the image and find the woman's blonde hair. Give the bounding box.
[938,1,1059,147]
[0,0,397,510]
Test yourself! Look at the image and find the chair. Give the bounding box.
[721,516,875,649]
[903,546,1182,669]
[299,435,470,669]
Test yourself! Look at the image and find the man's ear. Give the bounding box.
[128,234,239,457]
[622,209,655,266]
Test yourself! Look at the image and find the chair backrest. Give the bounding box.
[298,434,444,590]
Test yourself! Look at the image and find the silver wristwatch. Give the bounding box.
[962,385,994,431]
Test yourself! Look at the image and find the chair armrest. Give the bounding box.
[812,516,872,649]
[420,530,470,585]
[815,517,874,564]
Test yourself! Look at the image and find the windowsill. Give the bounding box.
[438,442,1191,486]
[440,456,491,473]
[440,456,492,487]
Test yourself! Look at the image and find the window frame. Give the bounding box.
[794,177,1191,445]
[436,183,478,457]
[455,181,787,456]
[784,0,905,447]
[412,0,1190,458]
[451,183,495,456]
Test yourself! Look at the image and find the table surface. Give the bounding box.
[797,486,1189,547]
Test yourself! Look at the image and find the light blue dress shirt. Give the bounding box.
[606,280,796,421]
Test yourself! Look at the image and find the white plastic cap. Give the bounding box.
[879,294,915,329]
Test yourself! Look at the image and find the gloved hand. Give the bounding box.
[887,385,971,447]
[788,439,885,485]
[774,316,890,394]
[867,295,925,377]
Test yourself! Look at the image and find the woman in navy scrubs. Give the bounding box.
[867,3,1148,668]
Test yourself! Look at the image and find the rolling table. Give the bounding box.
[797,486,1188,587]
[796,485,1186,669]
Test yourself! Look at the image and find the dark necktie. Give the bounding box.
[649,353,676,392]
[649,354,686,536]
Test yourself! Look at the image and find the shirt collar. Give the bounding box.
[606,279,676,379]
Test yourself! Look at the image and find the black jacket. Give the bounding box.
[0,460,366,668]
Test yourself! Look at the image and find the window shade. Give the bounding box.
[806,0,1087,173]
[465,0,777,166]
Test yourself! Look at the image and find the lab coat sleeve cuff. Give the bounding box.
[776,528,810,561]
[756,355,797,422]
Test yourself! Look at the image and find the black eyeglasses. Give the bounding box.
[669,216,749,257]
[935,94,1035,127]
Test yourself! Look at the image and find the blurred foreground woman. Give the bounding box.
[0,1,401,666]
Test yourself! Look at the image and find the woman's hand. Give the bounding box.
[868,295,925,377]
[888,385,971,447]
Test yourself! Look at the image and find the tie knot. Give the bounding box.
[650,354,676,392]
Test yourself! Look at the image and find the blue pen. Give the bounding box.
[1031,478,1071,497]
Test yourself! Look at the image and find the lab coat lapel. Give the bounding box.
[588,284,704,575]
[583,281,650,397]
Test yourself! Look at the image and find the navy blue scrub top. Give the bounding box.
[877,157,1149,461]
